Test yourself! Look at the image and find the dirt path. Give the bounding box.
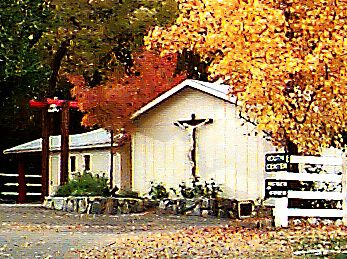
[3,205,345,258]
[0,204,235,258]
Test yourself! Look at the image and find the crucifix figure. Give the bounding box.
[174,114,213,181]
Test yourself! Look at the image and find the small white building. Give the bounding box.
[3,129,131,198]
[4,79,278,203]
[130,79,276,200]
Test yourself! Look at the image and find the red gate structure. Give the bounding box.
[28,98,78,202]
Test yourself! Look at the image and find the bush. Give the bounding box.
[54,172,110,197]
[117,188,139,198]
[176,178,222,199]
[148,182,169,200]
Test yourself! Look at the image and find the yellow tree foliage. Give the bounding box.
[145,0,347,154]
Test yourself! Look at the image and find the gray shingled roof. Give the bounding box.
[3,129,112,154]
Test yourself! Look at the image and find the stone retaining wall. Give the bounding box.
[43,196,153,214]
[158,198,272,218]
[43,196,272,219]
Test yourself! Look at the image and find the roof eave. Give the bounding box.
[4,143,114,154]
[130,79,236,120]
[3,149,41,155]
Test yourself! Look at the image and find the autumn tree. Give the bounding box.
[68,51,186,132]
[145,0,347,154]
[38,0,179,94]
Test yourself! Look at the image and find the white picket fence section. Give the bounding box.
[271,154,347,227]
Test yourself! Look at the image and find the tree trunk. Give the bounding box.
[48,41,69,95]
[286,139,298,172]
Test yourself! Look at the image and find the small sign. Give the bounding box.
[265,179,288,198]
[265,153,289,172]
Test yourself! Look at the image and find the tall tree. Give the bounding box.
[68,51,186,132]
[145,0,347,154]
[0,0,54,182]
[0,0,51,82]
[0,0,52,140]
[39,0,179,92]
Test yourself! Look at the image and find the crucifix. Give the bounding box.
[174,114,213,181]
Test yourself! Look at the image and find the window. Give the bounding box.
[84,154,91,171]
[70,156,76,173]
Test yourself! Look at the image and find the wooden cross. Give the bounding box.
[174,114,213,180]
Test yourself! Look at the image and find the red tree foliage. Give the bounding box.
[68,51,186,132]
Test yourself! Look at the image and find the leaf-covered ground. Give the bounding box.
[80,224,347,258]
[2,205,347,258]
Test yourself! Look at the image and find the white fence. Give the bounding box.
[269,155,347,227]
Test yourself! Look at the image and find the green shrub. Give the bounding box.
[117,188,139,198]
[177,178,222,199]
[148,182,169,200]
[54,172,110,197]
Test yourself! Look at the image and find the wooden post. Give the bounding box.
[274,197,288,227]
[41,109,49,201]
[17,156,26,203]
[60,102,69,185]
[30,98,77,199]
[109,130,114,189]
[342,152,347,225]
[121,140,132,191]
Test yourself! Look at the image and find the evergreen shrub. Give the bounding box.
[54,172,110,197]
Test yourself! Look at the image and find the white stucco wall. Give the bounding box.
[132,87,276,200]
[48,149,122,195]
[49,153,60,195]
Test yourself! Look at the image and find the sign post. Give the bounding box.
[265,153,289,172]
[265,179,288,198]
[264,153,289,200]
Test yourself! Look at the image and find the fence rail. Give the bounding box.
[287,191,343,200]
[266,172,342,182]
[271,154,347,227]
[0,172,42,202]
[290,155,343,165]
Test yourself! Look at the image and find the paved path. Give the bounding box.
[0,204,233,258]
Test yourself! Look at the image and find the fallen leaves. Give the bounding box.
[4,207,347,258]
[79,224,347,258]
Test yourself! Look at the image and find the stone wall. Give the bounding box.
[43,196,153,214]
[158,198,272,219]
[43,196,272,219]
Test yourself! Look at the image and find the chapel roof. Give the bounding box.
[131,79,236,119]
[3,128,124,154]
[4,80,235,154]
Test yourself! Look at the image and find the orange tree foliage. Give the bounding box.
[68,51,186,132]
[145,0,347,154]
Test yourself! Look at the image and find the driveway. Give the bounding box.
[0,204,233,258]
